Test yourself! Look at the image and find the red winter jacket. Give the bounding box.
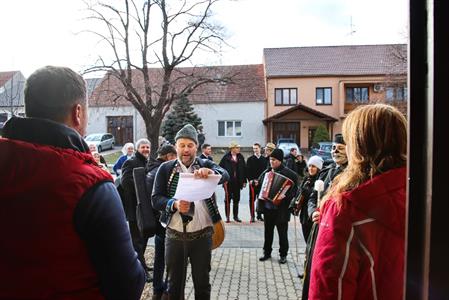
[309,167,406,300]
[0,138,112,300]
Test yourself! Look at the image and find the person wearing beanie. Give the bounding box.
[289,155,324,244]
[301,135,348,299]
[307,155,324,171]
[145,144,177,299]
[152,124,229,299]
[174,124,198,145]
[257,148,298,264]
[219,142,247,223]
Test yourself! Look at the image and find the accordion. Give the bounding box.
[259,171,294,206]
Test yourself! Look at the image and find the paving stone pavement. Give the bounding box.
[144,185,307,299]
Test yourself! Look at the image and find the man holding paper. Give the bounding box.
[152,124,229,300]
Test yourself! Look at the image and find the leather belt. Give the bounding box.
[166,226,213,241]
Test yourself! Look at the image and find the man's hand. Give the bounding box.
[174,199,191,213]
[277,194,286,201]
[194,168,213,179]
[312,211,320,223]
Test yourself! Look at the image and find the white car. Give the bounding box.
[85,133,115,152]
[277,140,301,157]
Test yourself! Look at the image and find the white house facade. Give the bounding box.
[87,64,267,148]
[194,101,265,148]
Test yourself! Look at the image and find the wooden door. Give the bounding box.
[272,122,300,145]
[107,116,133,146]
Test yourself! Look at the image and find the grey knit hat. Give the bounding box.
[175,124,198,144]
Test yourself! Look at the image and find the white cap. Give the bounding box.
[307,155,324,170]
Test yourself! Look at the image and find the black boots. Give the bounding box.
[233,205,242,222]
[259,254,271,261]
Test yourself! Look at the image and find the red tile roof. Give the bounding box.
[90,64,266,107]
[0,71,18,87]
[264,44,407,78]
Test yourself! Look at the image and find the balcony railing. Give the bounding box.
[344,99,408,114]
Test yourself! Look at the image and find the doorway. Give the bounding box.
[107,116,133,146]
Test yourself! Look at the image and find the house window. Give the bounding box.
[218,121,242,137]
[346,87,369,102]
[386,86,408,101]
[316,87,332,105]
[275,88,297,106]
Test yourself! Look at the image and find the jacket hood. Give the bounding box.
[3,117,89,153]
[344,167,407,236]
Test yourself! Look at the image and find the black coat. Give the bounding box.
[258,164,298,223]
[246,155,267,181]
[121,151,149,222]
[285,154,299,175]
[294,174,319,225]
[199,153,213,161]
[296,160,307,177]
[145,158,166,236]
[219,152,247,188]
[307,162,347,218]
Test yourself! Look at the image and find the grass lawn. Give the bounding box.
[103,151,122,166]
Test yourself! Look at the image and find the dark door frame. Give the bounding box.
[407,1,449,299]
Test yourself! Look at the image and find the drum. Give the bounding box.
[259,171,294,206]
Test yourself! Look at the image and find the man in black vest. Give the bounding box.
[199,143,213,161]
[246,143,267,222]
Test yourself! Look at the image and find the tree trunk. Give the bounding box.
[145,117,162,159]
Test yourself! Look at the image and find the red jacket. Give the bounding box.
[0,138,112,300]
[309,167,406,300]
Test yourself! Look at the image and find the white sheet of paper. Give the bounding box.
[173,173,222,202]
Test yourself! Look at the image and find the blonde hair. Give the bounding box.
[321,104,407,208]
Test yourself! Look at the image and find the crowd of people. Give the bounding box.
[0,65,408,300]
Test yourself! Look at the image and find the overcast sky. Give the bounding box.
[0,0,408,77]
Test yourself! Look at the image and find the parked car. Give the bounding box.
[84,133,115,152]
[310,141,333,165]
[277,139,301,157]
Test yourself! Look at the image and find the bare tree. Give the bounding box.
[83,0,234,154]
[0,72,25,118]
[381,44,408,114]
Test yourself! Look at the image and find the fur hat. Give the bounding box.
[269,148,284,162]
[175,124,198,144]
[334,133,345,145]
[307,155,324,170]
